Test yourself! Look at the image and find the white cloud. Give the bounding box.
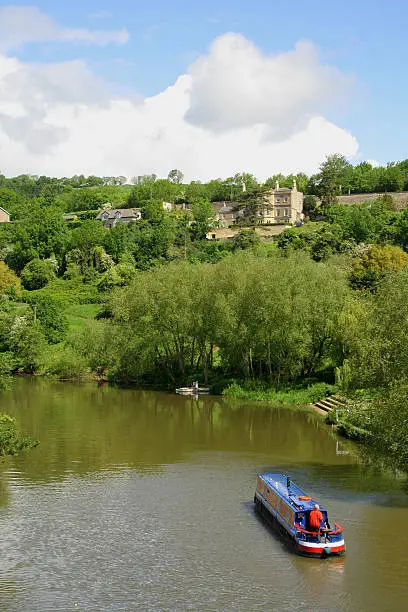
[0,32,358,180]
[185,34,351,140]
[0,6,128,52]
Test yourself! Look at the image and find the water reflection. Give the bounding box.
[0,378,407,611]
[1,378,355,484]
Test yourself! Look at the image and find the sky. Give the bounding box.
[0,0,407,181]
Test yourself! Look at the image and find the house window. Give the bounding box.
[276,209,281,217]
[276,197,281,202]
[284,197,288,202]
[284,209,289,217]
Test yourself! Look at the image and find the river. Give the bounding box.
[0,378,407,611]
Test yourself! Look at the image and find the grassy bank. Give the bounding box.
[221,381,336,408]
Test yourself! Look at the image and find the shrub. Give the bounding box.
[0,261,21,296]
[47,346,89,379]
[0,413,39,455]
[21,258,56,290]
[24,294,68,344]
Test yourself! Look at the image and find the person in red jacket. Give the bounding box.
[309,504,324,539]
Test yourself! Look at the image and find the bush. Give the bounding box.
[24,294,68,344]
[222,381,336,406]
[0,413,39,455]
[24,278,101,306]
[0,261,21,296]
[47,346,89,379]
[21,258,56,290]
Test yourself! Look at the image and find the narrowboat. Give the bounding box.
[254,473,345,558]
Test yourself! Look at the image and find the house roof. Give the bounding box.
[96,208,141,220]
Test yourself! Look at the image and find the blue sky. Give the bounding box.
[0,0,406,178]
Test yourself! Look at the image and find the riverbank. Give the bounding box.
[221,380,336,408]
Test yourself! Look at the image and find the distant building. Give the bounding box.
[261,180,303,224]
[212,201,241,227]
[212,181,303,227]
[95,208,142,228]
[0,207,10,223]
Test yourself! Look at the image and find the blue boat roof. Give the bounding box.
[259,473,327,513]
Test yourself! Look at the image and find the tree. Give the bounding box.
[21,258,56,291]
[349,244,408,291]
[68,220,106,273]
[167,169,184,184]
[7,318,46,373]
[24,294,68,344]
[190,198,215,239]
[6,201,70,272]
[0,261,21,296]
[314,154,351,209]
[232,229,260,251]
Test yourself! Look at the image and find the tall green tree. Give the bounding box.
[314,154,351,208]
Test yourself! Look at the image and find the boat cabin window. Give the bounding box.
[296,513,306,528]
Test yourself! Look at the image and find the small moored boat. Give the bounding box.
[176,382,210,395]
[254,473,345,558]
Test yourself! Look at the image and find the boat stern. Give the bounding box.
[296,539,345,558]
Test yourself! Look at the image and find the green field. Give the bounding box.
[64,303,101,331]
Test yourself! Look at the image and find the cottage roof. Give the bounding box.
[96,208,141,220]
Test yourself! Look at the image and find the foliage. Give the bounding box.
[24,278,101,306]
[346,268,408,389]
[326,198,396,243]
[6,201,69,272]
[7,319,47,373]
[21,258,56,290]
[106,252,348,386]
[359,386,408,471]
[222,381,335,406]
[167,169,184,184]
[97,263,137,291]
[46,345,89,379]
[24,294,69,344]
[349,244,408,291]
[0,413,39,456]
[312,154,351,209]
[231,229,260,250]
[190,198,216,239]
[0,261,21,296]
[277,223,350,261]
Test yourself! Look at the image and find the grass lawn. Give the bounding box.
[64,303,101,331]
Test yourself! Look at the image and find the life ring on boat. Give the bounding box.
[299,496,311,500]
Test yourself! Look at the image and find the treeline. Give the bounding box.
[2,156,408,218]
[2,160,408,472]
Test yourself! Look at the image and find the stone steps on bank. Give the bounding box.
[311,394,346,413]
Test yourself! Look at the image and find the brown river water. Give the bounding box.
[0,377,407,611]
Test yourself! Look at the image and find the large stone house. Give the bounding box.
[95,208,142,228]
[260,180,303,224]
[213,181,303,227]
